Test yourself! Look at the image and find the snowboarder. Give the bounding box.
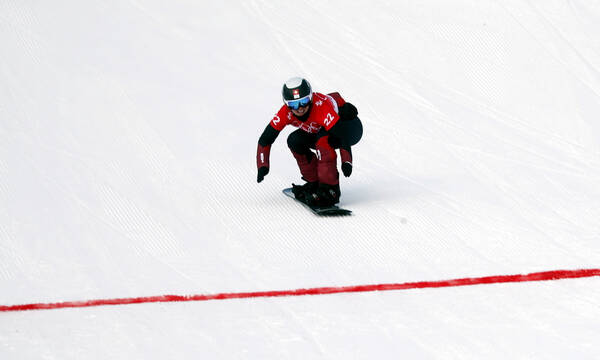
[256,77,363,207]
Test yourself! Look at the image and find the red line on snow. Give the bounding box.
[1,268,599,312]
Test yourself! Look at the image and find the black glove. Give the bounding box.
[257,166,269,183]
[338,103,358,121]
[341,162,352,177]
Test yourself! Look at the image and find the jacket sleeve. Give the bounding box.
[326,119,353,165]
[257,124,280,169]
[340,147,352,164]
[338,102,358,121]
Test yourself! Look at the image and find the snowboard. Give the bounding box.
[282,188,352,216]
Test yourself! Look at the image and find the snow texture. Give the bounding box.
[1,0,600,359]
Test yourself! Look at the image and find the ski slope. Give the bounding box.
[2,0,600,358]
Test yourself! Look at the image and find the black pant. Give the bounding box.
[287,117,363,154]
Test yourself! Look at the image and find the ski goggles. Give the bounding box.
[285,95,311,110]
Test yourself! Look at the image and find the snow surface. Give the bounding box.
[2,0,600,358]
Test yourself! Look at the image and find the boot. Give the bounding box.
[316,183,340,207]
[304,183,340,207]
[291,181,318,202]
